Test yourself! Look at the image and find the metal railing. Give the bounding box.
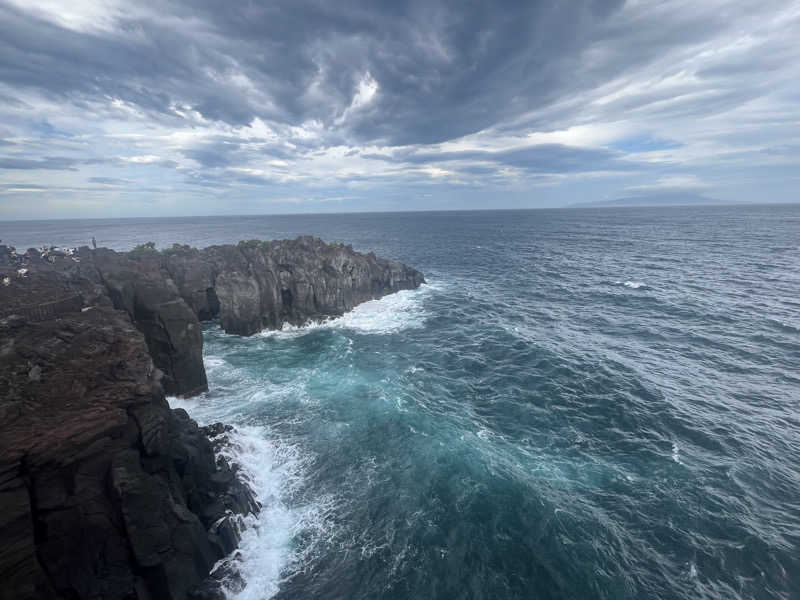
[0,295,83,322]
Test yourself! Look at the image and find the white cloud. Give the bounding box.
[626,174,710,192]
[335,72,379,125]
[1,0,798,217]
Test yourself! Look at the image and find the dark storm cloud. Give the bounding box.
[181,137,304,168]
[1,0,798,217]
[183,145,240,169]
[2,0,789,148]
[0,0,650,146]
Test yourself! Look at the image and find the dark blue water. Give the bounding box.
[4,206,800,599]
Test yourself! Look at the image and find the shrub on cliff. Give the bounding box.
[237,239,273,251]
[130,241,157,256]
[162,243,195,256]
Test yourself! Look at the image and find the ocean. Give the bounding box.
[3,205,799,599]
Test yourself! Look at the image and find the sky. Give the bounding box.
[0,0,798,219]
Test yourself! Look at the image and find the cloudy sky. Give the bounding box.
[0,0,798,218]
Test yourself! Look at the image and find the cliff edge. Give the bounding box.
[0,238,424,599]
[0,271,258,600]
[1,237,424,397]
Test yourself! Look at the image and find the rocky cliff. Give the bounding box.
[163,236,425,336]
[0,238,424,600]
[1,237,423,397]
[0,270,258,600]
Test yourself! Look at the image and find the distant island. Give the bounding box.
[569,192,731,208]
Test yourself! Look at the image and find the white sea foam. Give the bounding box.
[259,283,434,339]
[203,355,229,372]
[672,442,681,464]
[163,283,436,596]
[216,426,331,600]
[167,398,328,599]
[167,394,200,414]
[614,280,646,289]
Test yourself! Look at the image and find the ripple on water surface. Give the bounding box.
[155,206,800,600]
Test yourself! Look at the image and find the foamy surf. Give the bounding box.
[165,284,438,597]
[259,282,435,339]
[613,280,646,289]
[212,426,329,600]
[167,398,322,600]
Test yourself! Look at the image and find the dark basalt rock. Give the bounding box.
[0,239,424,397]
[0,268,257,600]
[0,238,423,599]
[162,236,425,336]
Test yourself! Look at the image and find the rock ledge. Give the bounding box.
[0,238,424,599]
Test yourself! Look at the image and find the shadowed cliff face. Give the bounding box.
[0,237,424,398]
[164,236,426,336]
[95,237,424,394]
[0,238,423,599]
[87,248,209,398]
[0,281,258,600]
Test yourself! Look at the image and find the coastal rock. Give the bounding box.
[165,236,425,336]
[159,245,219,321]
[0,238,423,598]
[0,239,423,397]
[0,279,257,600]
[89,248,208,397]
[0,244,207,398]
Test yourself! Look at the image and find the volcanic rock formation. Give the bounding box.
[0,238,424,600]
[163,236,425,336]
[0,285,257,600]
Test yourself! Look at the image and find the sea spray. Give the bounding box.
[169,283,434,598]
[82,206,800,600]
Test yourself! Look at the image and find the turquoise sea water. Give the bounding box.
[4,206,800,599]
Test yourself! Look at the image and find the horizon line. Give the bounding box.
[2,200,797,224]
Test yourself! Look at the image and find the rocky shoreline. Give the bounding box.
[0,238,424,600]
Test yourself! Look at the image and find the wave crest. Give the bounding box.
[260,283,435,338]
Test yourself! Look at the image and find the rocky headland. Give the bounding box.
[0,238,424,600]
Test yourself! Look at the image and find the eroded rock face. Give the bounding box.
[164,236,425,336]
[0,281,257,600]
[0,245,208,398]
[0,238,423,598]
[88,248,208,397]
[0,238,423,398]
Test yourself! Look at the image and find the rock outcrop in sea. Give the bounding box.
[90,236,420,396]
[0,238,424,600]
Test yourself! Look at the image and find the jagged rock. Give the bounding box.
[160,245,219,320]
[164,236,425,336]
[0,238,423,397]
[0,293,257,600]
[0,237,422,599]
[88,248,208,397]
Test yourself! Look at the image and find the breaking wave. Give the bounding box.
[259,283,435,338]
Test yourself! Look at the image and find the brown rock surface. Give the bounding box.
[1,238,424,397]
[0,237,423,599]
[0,272,257,600]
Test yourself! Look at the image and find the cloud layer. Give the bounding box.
[0,0,798,217]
